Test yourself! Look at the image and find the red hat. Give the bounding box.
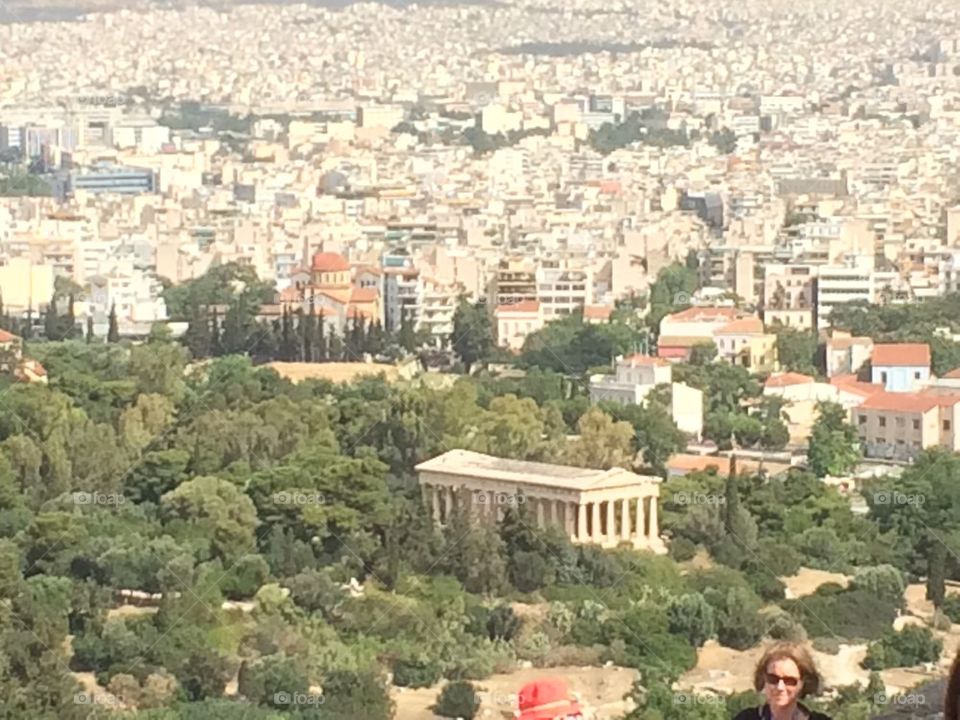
[516,679,583,720]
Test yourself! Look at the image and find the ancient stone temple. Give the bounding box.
[415,449,666,554]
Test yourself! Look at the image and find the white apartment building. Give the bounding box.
[89,270,168,325]
[536,266,592,320]
[589,355,703,439]
[763,264,815,330]
[419,279,458,348]
[495,300,544,352]
[816,265,871,328]
[383,266,422,334]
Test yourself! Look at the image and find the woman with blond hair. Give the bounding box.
[733,642,832,720]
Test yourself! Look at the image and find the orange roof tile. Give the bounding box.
[944,368,960,379]
[657,335,709,348]
[350,287,379,303]
[665,307,739,323]
[496,300,541,314]
[0,329,19,343]
[765,372,815,388]
[715,317,764,335]
[583,304,613,320]
[830,374,885,398]
[872,343,931,368]
[859,391,940,414]
[311,251,350,273]
[621,354,670,367]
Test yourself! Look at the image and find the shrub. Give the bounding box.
[761,608,807,642]
[785,589,896,642]
[392,656,442,689]
[515,630,551,665]
[433,681,480,720]
[811,637,840,655]
[541,644,604,667]
[933,609,953,631]
[862,626,942,670]
[669,537,697,562]
[703,586,763,650]
[745,567,786,602]
[851,565,905,607]
[237,654,310,708]
[486,604,521,642]
[220,554,270,600]
[667,593,716,647]
[942,594,960,623]
[285,569,345,618]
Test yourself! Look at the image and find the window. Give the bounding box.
[913,419,920,430]
[895,417,904,428]
[858,415,867,424]
[879,417,886,428]
[915,371,921,379]
[945,420,952,431]
[881,371,888,384]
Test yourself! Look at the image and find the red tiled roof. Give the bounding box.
[765,372,815,388]
[346,306,375,320]
[830,374,885,398]
[496,300,540,314]
[583,304,613,320]
[350,287,378,303]
[944,368,960,379]
[657,335,709,348]
[859,391,940,414]
[665,307,739,323]
[872,343,931,368]
[715,317,764,335]
[0,329,19,343]
[621,354,670,367]
[311,251,350,273]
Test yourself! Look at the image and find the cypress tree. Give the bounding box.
[66,294,76,339]
[927,540,946,608]
[107,303,120,343]
[44,298,59,340]
[86,316,94,343]
[316,309,326,361]
[210,307,222,356]
[723,455,740,536]
[22,305,32,340]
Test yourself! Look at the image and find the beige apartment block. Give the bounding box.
[855,392,960,461]
[0,257,54,312]
[416,450,666,553]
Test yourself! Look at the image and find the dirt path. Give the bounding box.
[392,665,638,720]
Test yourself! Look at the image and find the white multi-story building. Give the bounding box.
[589,355,703,439]
[536,266,592,320]
[88,269,168,326]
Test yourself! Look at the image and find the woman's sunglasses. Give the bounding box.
[765,673,801,688]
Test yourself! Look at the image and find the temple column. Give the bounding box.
[550,499,559,527]
[635,496,646,541]
[606,499,616,545]
[431,485,441,523]
[577,503,587,541]
[443,485,453,522]
[591,501,601,543]
[648,494,659,542]
[565,502,575,538]
[621,497,632,541]
[535,497,545,528]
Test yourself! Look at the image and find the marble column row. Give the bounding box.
[420,483,660,547]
